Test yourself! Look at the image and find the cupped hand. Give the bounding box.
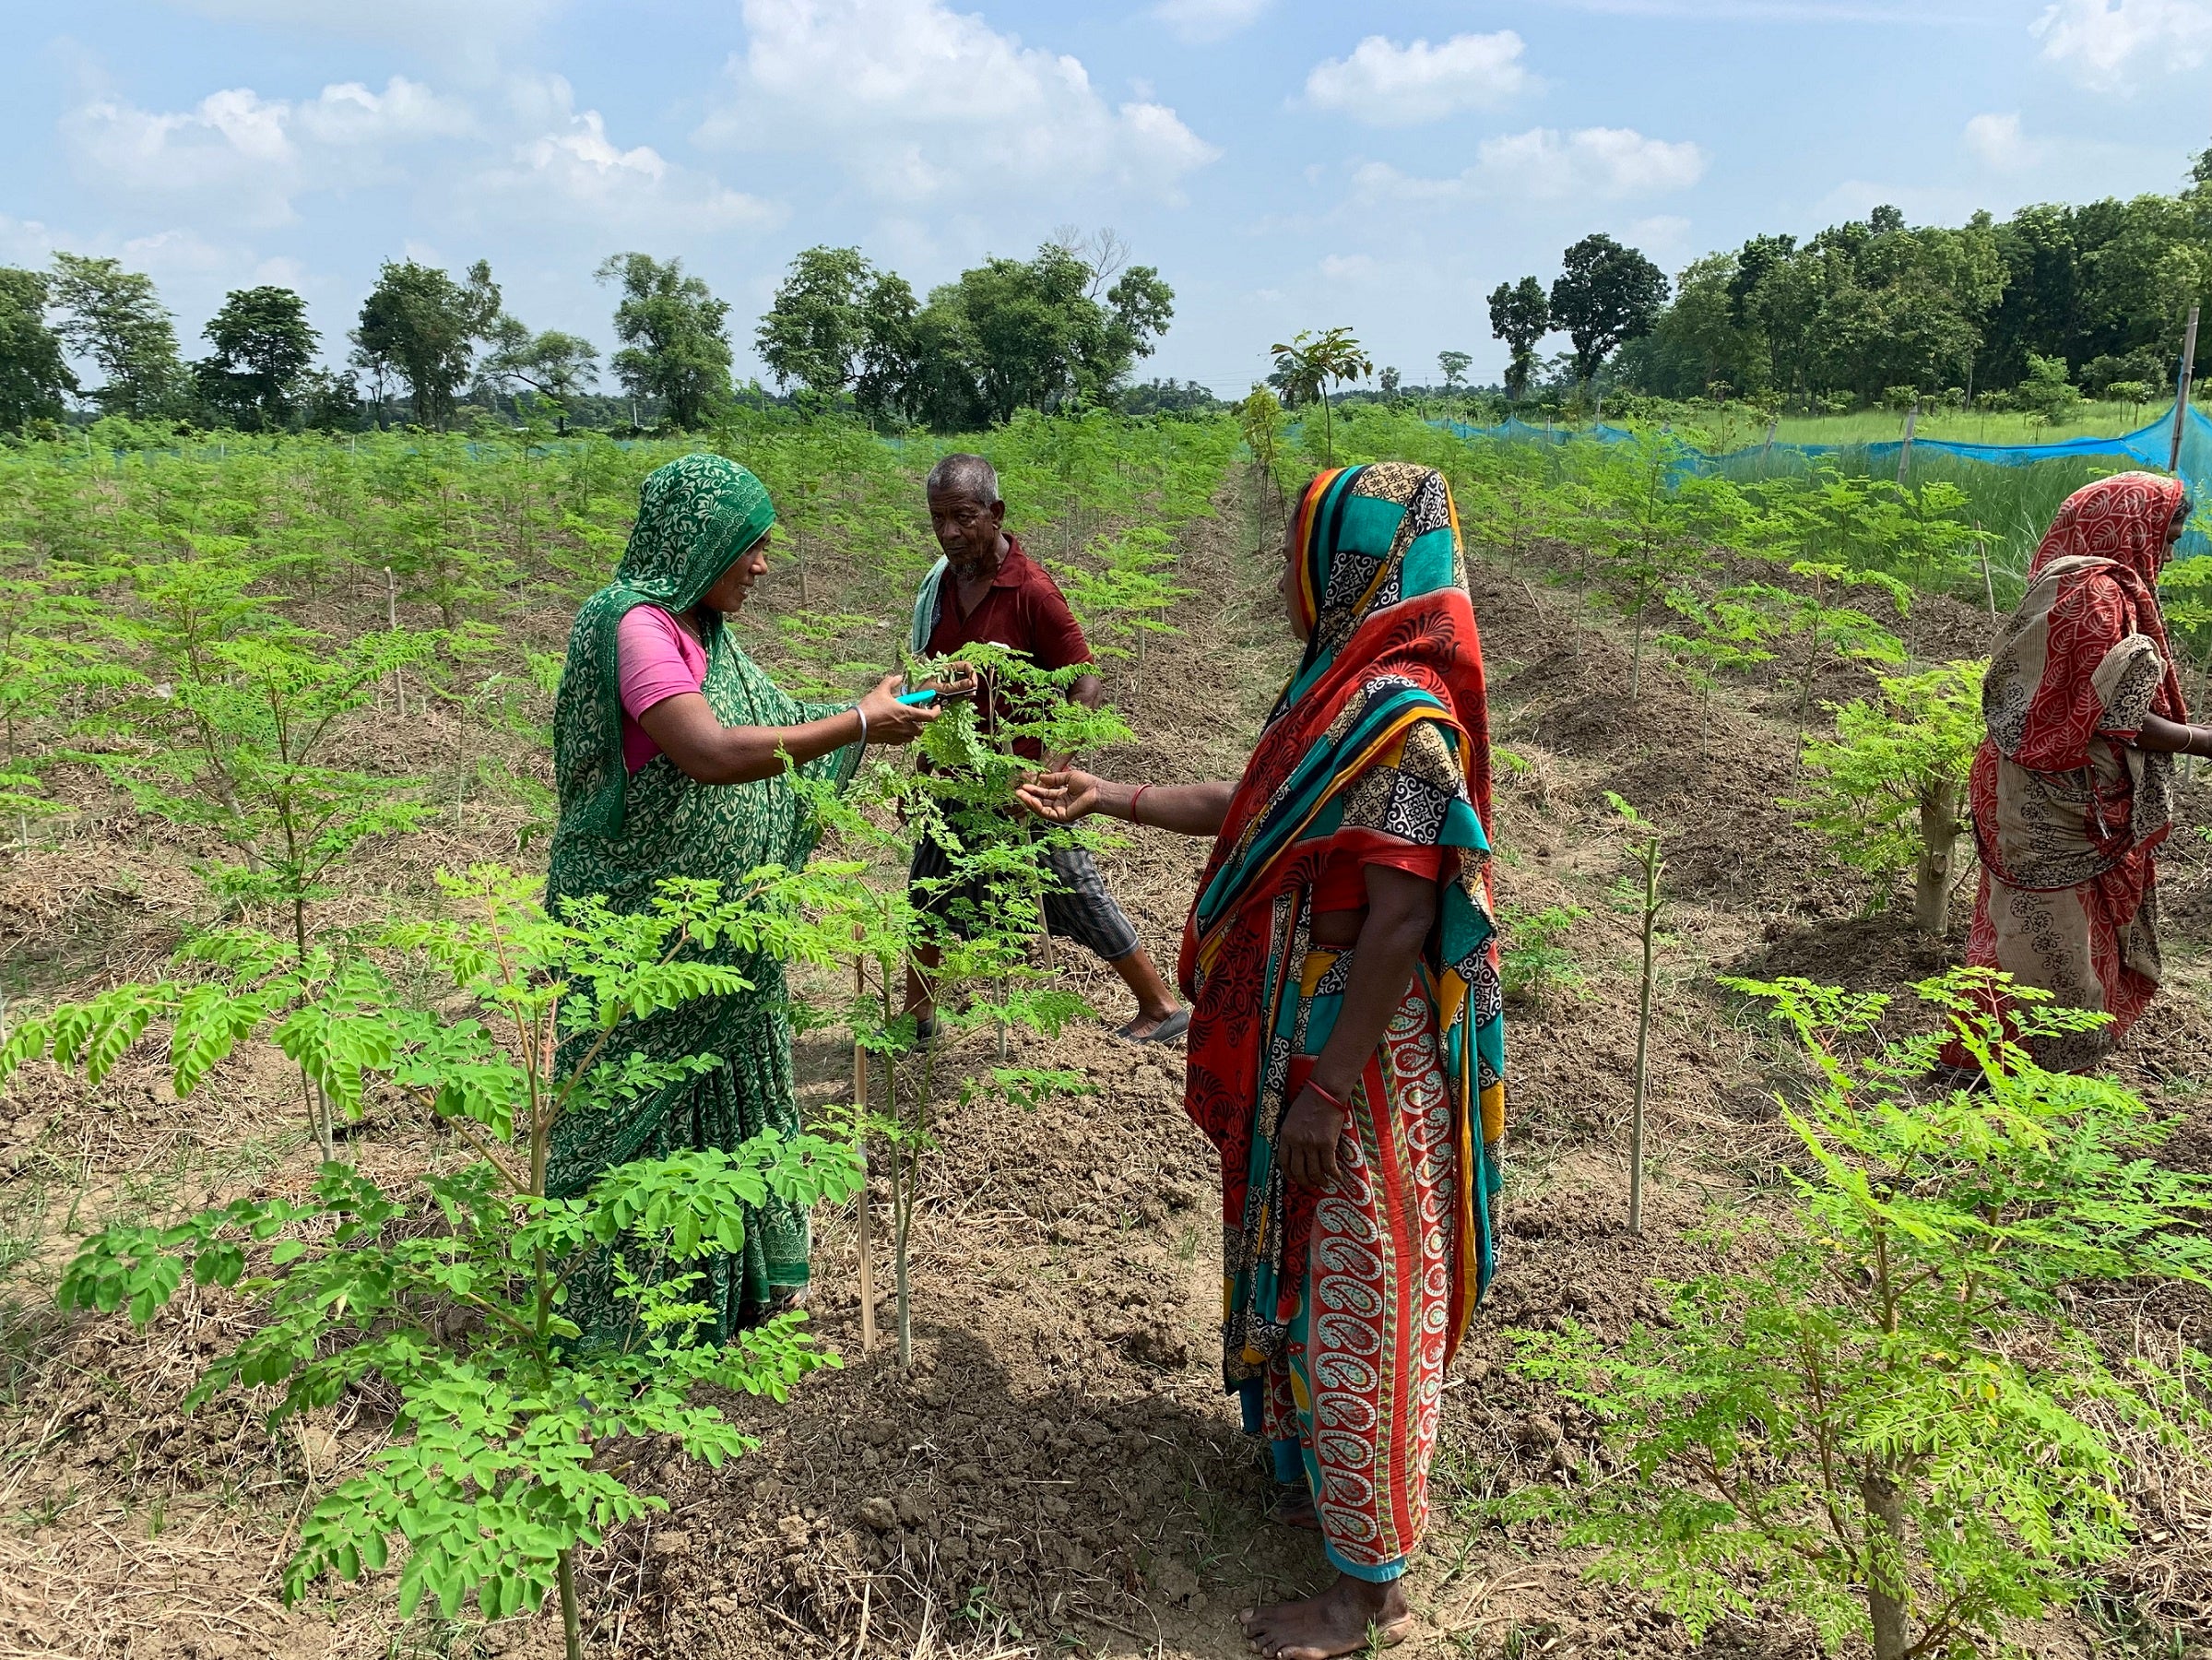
[858,674,939,745]
[1015,767,1102,823]
[1278,1084,1345,1192]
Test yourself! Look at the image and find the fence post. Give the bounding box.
[1896,399,1919,487]
[2171,304,2200,477]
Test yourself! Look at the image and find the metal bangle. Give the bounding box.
[855,704,869,748]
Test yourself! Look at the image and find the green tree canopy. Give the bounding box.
[351,258,501,429]
[756,244,875,397]
[752,236,1175,429]
[50,253,186,420]
[1621,161,2212,405]
[1487,276,1552,400]
[197,286,318,431]
[595,253,732,430]
[1549,234,1669,386]
[480,317,599,431]
[0,267,76,429]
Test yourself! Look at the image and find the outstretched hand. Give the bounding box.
[858,674,939,745]
[1014,768,1103,824]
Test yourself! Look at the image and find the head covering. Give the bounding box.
[1178,461,1506,1358]
[2028,471,2187,587]
[552,454,776,842]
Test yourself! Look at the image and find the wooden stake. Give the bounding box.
[384,566,403,717]
[2171,303,2200,477]
[1974,520,1996,616]
[1627,834,1662,1237]
[853,938,876,1356]
[1896,398,1919,488]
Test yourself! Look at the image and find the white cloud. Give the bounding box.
[1354,126,1707,204]
[1303,32,1535,125]
[62,77,473,226]
[2031,0,2212,90]
[479,77,779,235]
[1319,252,1378,281]
[1151,0,1272,43]
[0,215,63,267]
[1964,111,2041,169]
[698,0,1219,203]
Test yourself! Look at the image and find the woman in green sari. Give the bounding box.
[547,453,935,1341]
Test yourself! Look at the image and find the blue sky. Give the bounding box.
[3,0,2206,397]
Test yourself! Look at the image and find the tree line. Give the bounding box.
[0,226,1176,436]
[1482,142,2212,412]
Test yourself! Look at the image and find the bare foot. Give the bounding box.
[1239,1574,1410,1660]
[1269,1487,1321,1531]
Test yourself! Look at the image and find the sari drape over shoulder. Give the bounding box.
[1957,470,2188,1071]
[547,454,862,1343]
[1178,461,1503,1581]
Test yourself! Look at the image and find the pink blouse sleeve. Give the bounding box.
[617,606,706,719]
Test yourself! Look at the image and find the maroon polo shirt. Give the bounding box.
[923,535,1093,761]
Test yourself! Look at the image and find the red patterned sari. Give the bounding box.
[1178,462,1504,1583]
[1952,471,2189,1072]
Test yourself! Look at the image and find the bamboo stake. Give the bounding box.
[1627,829,1662,1237]
[1895,398,1919,487]
[853,937,876,1357]
[1974,521,1996,616]
[2172,304,2200,477]
[384,567,403,717]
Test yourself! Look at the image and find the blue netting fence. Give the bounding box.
[1436,403,2212,560]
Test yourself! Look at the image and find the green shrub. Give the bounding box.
[1499,904,1589,1004]
[1508,970,2212,1660]
[1794,661,1983,936]
[3,868,862,1655]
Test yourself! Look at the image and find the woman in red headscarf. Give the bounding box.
[1951,471,2206,1072]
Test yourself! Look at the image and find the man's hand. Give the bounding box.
[1279,1084,1345,1191]
[1015,768,1102,823]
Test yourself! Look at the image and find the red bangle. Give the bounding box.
[1305,1078,1354,1118]
[1130,784,1153,826]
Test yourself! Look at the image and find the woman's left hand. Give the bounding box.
[1279,1084,1344,1191]
[1016,768,1102,823]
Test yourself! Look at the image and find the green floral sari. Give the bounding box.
[547,454,862,1343]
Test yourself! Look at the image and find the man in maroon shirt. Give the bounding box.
[905,453,1187,1043]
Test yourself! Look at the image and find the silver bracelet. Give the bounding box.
[855,704,869,748]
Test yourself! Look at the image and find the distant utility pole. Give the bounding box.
[2171,304,2200,477]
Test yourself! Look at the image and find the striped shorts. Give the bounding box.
[907,833,1141,963]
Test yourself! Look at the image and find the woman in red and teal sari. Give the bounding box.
[1022,460,1505,1658]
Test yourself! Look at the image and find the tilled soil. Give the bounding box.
[1,471,2207,1659]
